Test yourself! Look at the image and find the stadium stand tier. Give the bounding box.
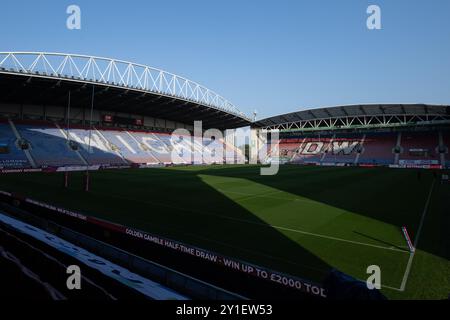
[0,120,30,168]
[443,132,450,167]
[15,121,85,167]
[1,117,448,169]
[321,133,363,164]
[64,126,126,165]
[264,130,448,167]
[398,132,440,163]
[0,119,245,168]
[358,132,397,165]
[253,104,450,168]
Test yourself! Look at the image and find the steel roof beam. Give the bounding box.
[0,51,251,121]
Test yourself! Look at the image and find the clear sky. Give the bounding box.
[1,0,450,119]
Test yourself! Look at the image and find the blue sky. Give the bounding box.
[1,0,450,119]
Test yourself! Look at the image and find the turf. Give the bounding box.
[0,165,448,299]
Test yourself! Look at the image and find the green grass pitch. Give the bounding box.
[0,165,448,299]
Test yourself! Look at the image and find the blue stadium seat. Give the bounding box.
[0,122,30,168]
[15,123,85,167]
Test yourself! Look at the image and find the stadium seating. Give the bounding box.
[398,132,440,164]
[267,131,444,166]
[97,128,159,164]
[276,139,302,162]
[172,134,195,164]
[264,132,426,166]
[129,131,173,164]
[64,126,126,165]
[15,121,84,167]
[2,119,446,168]
[191,137,208,164]
[442,131,450,167]
[222,139,245,164]
[177,136,226,164]
[0,121,30,168]
[288,135,334,164]
[358,132,397,165]
[269,134,363,164]
[321,134,363,164]
[147,133,188,164]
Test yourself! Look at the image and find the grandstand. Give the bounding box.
[0,119,246,168]
[0,52,449,301]
[253,104,450,169]
[0,52,248,169]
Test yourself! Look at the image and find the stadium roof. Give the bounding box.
[253,104,450,131]
[0,52,252,130]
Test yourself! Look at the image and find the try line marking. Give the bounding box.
[398,178,436,292]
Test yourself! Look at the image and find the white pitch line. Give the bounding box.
[189,230,406,291]
[224,189,285,201]
[216,189,280,198]
[96,191,409,253]
[399,179,435,291]
[268,224,409,253]
[400,252,415,291]
[214,189,408,252]
[216,188,324,204]
[381,284,404,292]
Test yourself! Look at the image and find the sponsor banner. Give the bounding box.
[358,164,378,168]
[122,227,326,298]
[0,168,43,174]
[399,159,439,165]
[392,164,442,170]
[3,191,326,298]
[100,164,132,170]
[287,162,316,167]
[25,198,88,221]
[303,161,319,166]
[0,164,135,174]
[56,165,101,172]
[138,163,165,169]
[320,162,346,167]
[0,159,29,168]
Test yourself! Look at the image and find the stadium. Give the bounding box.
[0,51,449,301]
